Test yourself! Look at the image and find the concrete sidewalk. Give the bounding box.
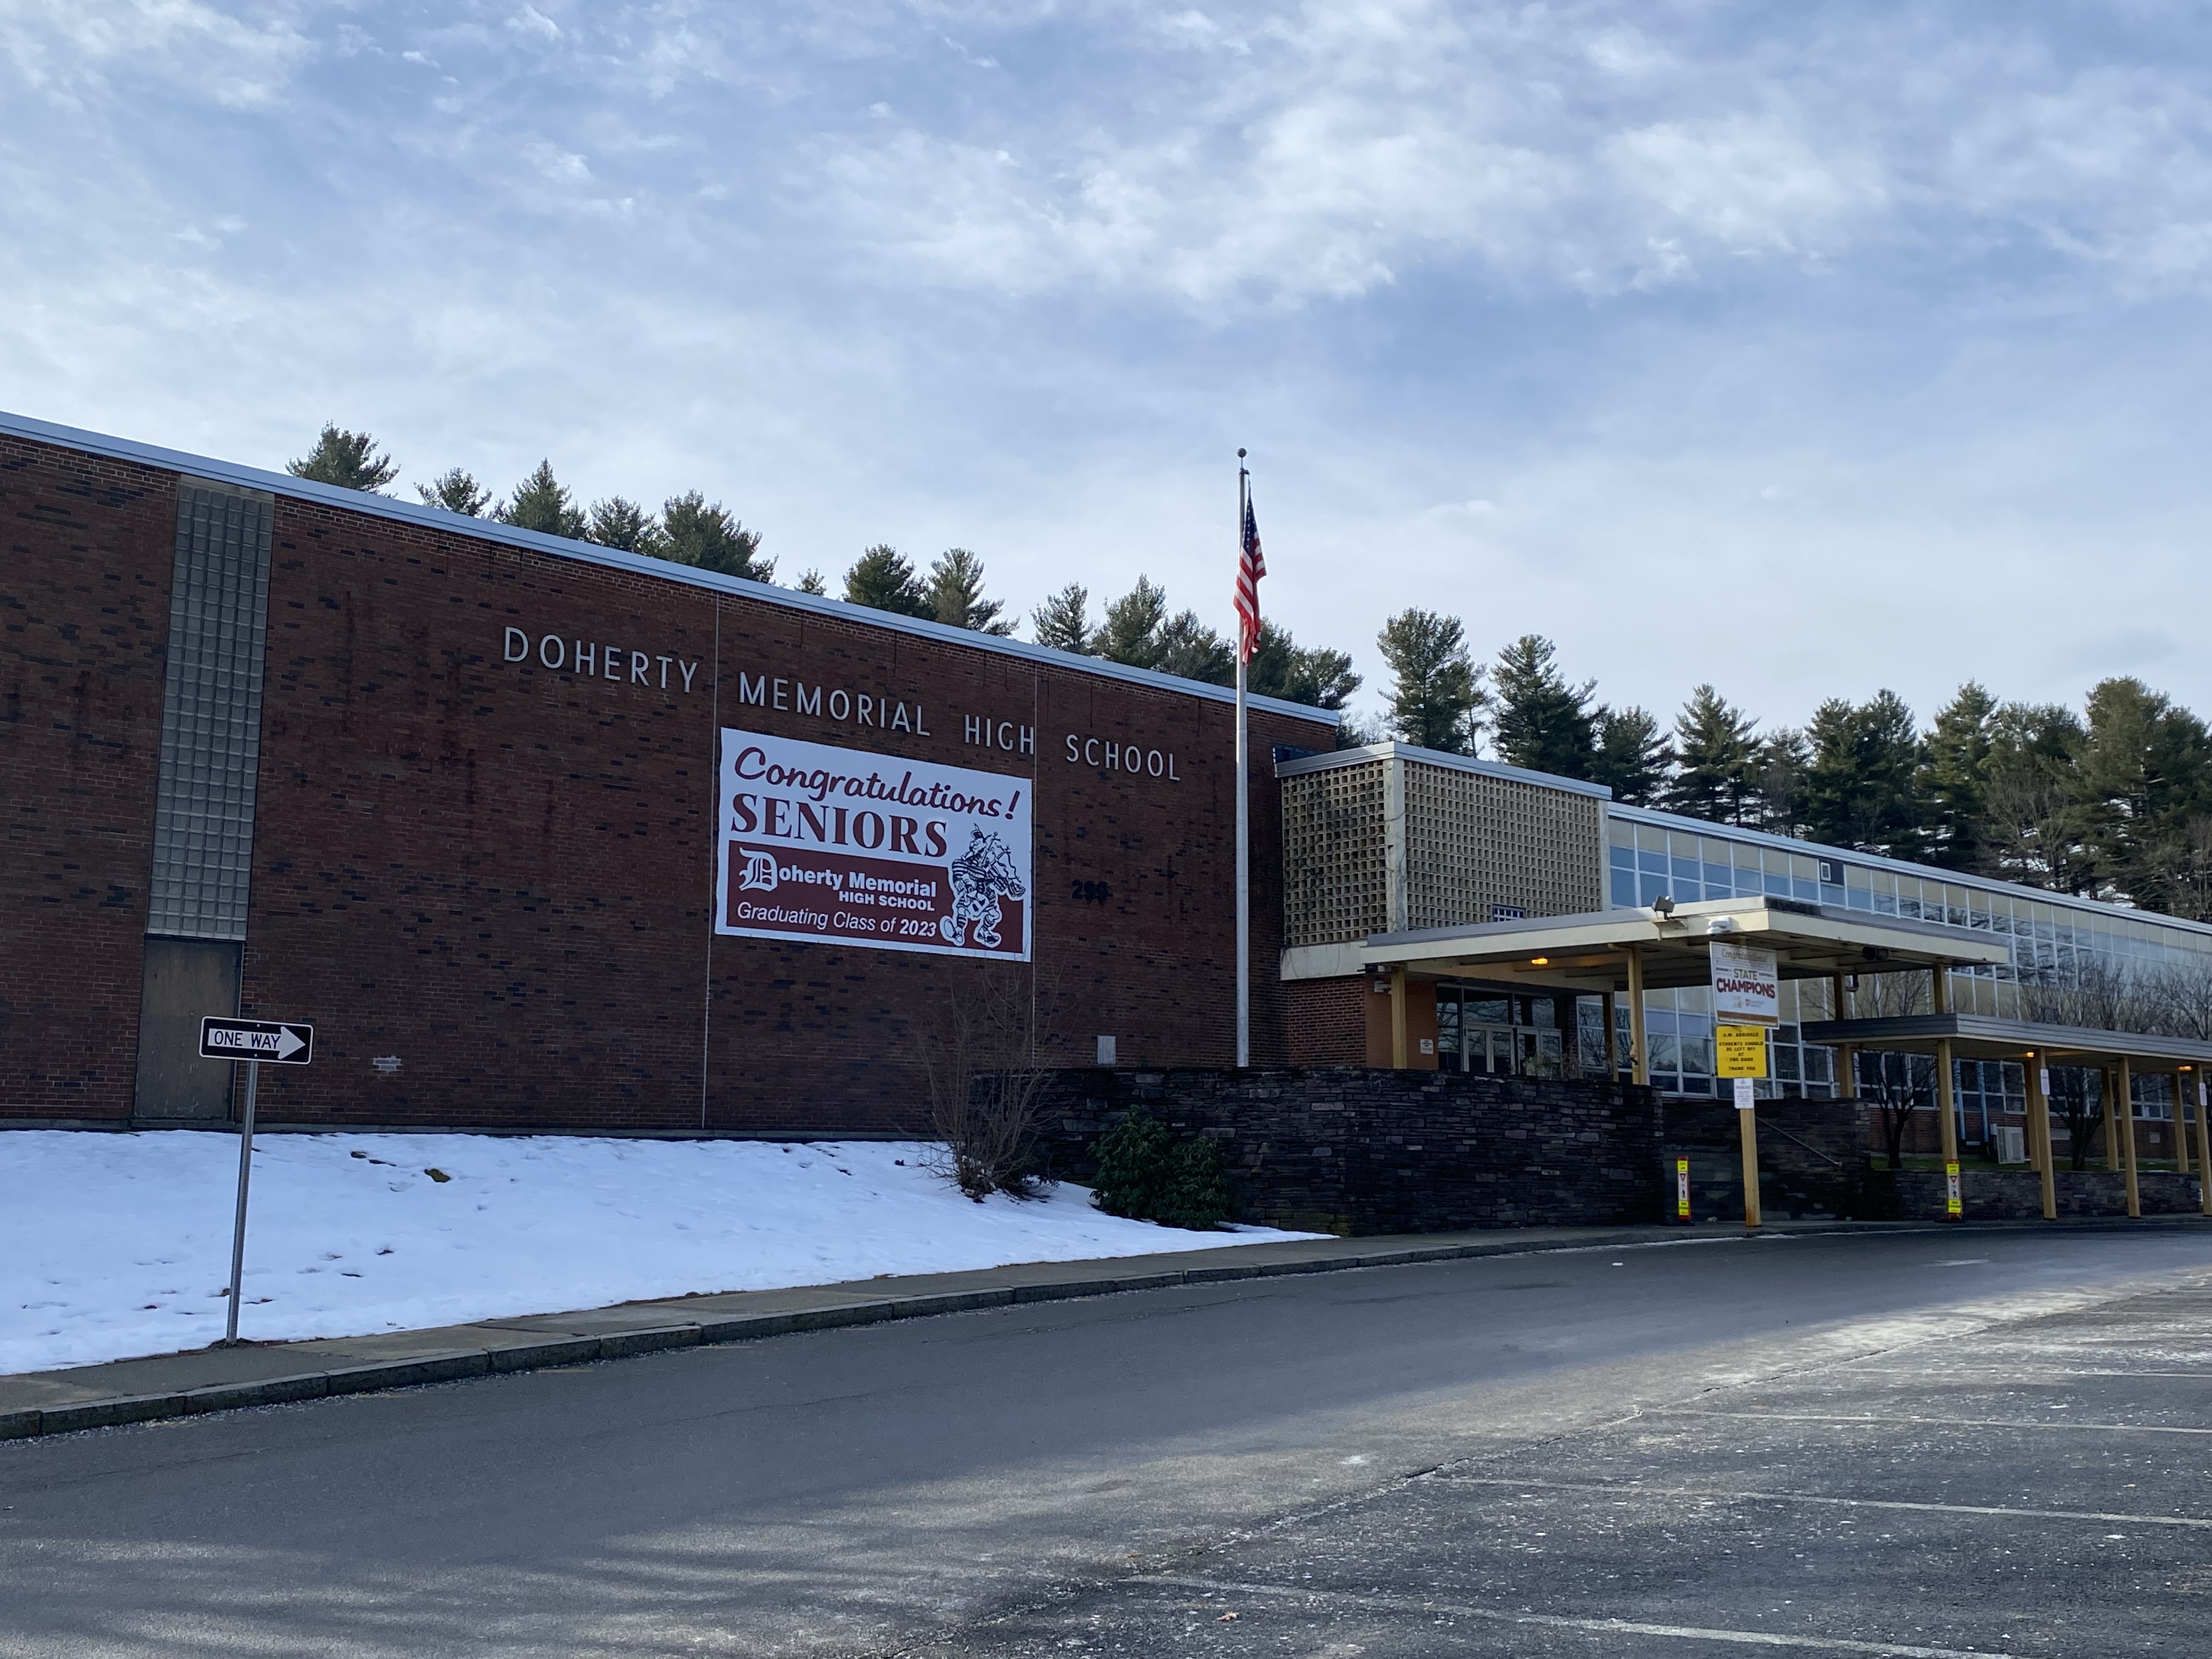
[4,1215,2199,1443]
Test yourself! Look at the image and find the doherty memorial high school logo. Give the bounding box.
[715,729,1033,961]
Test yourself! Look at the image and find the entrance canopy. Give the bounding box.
[1309,895,2014,992]
[1800,1012,2212,1073]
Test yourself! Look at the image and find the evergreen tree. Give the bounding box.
[498,461,588,539]
[287,424,398,493]
[794,568,828,596]
[1246,621,1361,712]
[415,467,491,516]
[2074,676,2212,909]
[1031,584,1093,653]
[924,548,1013,635]
[1802,690,1923,855]
[1589,706,1670,805]
[665,493,770,580]
[1752,727,1812,836]
[585,495,665,556]
[1921,682,1997,871]
[1665,685,1759,823]
[1982,702,2092,894]
[1376,609,1483,754]
[844,544,932,617]
[1491,634,1597,779]
[1092,577,1170,669]
[1153,611,1234,686]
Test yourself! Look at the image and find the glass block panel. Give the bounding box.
[147,483,273,942]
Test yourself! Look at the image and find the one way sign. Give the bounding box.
[200,1017,314,1065]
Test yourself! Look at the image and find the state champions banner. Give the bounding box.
[715,729,1032,961]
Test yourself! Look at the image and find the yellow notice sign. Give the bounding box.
[1715,1024,1769,1079]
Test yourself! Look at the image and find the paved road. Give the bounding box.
[2,1226,2208,1657]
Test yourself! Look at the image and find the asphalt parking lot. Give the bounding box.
[952,1258,2212,1656]
[3,1227,2207,1657]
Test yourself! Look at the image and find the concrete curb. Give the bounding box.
[4,1215,2205,1444]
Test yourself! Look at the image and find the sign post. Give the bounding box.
[1711,942,1778,1232]
[200,1018,314,1345]
[1675,1155,1692,1224]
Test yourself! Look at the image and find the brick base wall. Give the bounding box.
[1874,1169,2204,1221]
[1030,1065,1666,1235]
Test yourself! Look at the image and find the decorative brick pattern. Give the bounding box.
[1280,761,1386,946]
[1403,759,1603,927]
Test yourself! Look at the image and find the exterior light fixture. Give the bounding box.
[1530,956,1550,966]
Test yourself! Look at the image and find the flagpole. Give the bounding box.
[1234,454,1251,1069]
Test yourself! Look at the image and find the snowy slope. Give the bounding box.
[1,1132,1322,1374]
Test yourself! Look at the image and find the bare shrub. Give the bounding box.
[917,960,1052,1201]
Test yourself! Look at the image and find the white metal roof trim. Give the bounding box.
[1274,740,1613,799]
[2,407,1338,727]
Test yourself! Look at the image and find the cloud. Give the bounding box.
[5,0,2212,733]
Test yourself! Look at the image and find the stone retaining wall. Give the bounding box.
[1029,1066,1666,1236]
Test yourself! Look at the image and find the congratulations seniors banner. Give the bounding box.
[714,729,1032,960]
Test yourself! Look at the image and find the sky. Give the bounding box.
[5,0,2212,740]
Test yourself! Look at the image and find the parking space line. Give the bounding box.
[1136,1576,2022,1657]
[1652,1408,2212,1436]
[1443,1476,2212,1528]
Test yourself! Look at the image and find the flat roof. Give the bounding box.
[1609,802,2212,946]
[1,407,1338,728]
[1274,741,1613,799]
[1284,895,2015,990]
[1801,1013,2212,1070]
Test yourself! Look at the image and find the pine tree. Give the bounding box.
[287,424,398,493]
[1376,609,1483,754]
[415,467,491,516]
[794,568,828,596]
[1589,707,1670,805]
[498,461,588,539]
[924,548,1013,634]
[1153,611,1234,686]
[1983,702,2092,893]
[1491,634,1597,779]
[1752,728,1812,836]
[1246,621,1361,711]
[1803,691,1924,855]
[2075,677,2212,909]
[1921,682,1997,871]
[1092,577,1170,669]
[1031,584,1092,653]
[586,496,666,556]
[844,544,931,617]
[664,493,770,580]
[1666,685,1758,823]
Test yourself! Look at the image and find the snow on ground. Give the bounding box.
[1,1131,1322,1375]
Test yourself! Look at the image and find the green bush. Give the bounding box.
[1091,1115,1233,1231]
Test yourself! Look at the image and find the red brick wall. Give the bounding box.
[0,438,174,1119]
[3,430,1334,1132]
[1287,977,1369,1065]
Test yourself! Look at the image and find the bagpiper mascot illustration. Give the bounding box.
[941,827,1025,950]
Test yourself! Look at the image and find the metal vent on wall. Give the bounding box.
[146,482,273,941]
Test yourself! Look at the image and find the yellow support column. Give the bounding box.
[2025,1051,2057,1222]
[2179,1074,2194,1179]
[2196,1071,2212,1218]
[1626,946,1650,1087]
[1931,964,1961,1221]
[1390,967,1408,1071]
[2101,1068,2120,1173]
[1738,1091,1763,1231]
[2117,1056,2141,1218]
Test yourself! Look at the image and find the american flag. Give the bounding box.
[1234,487,1266,665]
